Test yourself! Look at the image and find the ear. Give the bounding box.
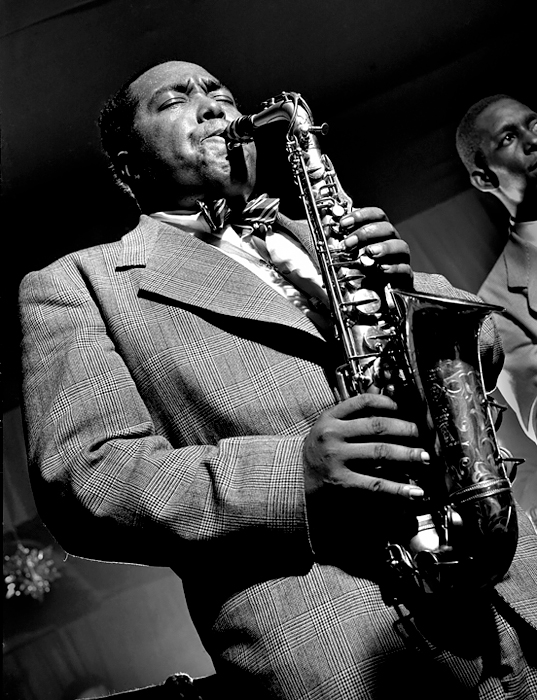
[470,166,499,192]
[117,150,139,182]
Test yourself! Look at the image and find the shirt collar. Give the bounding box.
[505,225,537,310]
[150,209,212,235]
[513,219,537,246]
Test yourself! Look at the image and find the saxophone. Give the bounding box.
[224,93,519,610]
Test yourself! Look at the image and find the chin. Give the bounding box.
[204,171,255,201]
[228,180,256,199]
[201,147,256,200]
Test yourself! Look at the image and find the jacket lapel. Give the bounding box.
[117,216,324,339]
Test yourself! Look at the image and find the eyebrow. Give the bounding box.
[493,122,518,139]
[148,77,233,106]
[493,112,537,139]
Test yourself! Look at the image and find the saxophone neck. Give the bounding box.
[224,93,297,146]
[224,92,329,181]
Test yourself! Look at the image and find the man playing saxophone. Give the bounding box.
[19,61,537,699]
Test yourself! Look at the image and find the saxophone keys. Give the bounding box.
[345,287,382,314]
[331,203,346,218]
[409,514,441,554]
[363,327,390,350]
[356,253,379,269]
[307,122,329,136]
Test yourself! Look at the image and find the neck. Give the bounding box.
[140,189,205,214]
[495,192,519,219]
[494,181,537,222]
[515,188,537,223]
[138,186,253,215]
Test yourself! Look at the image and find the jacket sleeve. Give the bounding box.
[19,263,314,575]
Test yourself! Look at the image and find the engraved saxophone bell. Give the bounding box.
[385,290,518,599]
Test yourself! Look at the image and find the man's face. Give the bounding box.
[129,61,257,207]
[475,98,537,204]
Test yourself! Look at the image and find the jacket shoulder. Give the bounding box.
[478,254,506,292]
[19,217,160,293]
[21,239,121,282]
[414,271,480,302]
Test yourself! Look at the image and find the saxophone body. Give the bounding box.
[225,94,519,607]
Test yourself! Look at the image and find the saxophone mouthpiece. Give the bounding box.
[224,116,256,149]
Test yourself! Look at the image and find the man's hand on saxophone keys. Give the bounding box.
[339,206,414,289]
[303,394,430,503]
[303,210,426,531]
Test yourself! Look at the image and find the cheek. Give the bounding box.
[498,161,526,181]
[140,126,179,163]
[244,143,257,176]
[495,166,527,199]
[148,116,194,162]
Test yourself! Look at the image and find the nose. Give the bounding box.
[196,95,226,122]
[523,127,537,153]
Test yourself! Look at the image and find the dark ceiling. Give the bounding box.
[1,0,533,408]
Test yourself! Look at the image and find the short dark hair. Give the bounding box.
[97,64,160,197]
[455,94,513,174]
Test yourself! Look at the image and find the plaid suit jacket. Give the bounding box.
[20,215,537,699]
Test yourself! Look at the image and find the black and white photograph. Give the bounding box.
[2,1,536,698]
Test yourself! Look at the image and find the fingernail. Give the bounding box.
[340,216,353,228]
[407,487,425,499]
[421,451,430,464]
[367,244,383,256]
[343,234,358,248]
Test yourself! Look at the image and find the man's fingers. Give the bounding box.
[344,469,425,499]
[379,264,414,287]
[329,393,399,420]
[343,222,399,249]
[340,415,419,441]
[360,239,410,261]
[343,441,430,466]
[340,206,389,229]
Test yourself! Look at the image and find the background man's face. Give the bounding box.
[476,98,537,204]
[130,61,257,206]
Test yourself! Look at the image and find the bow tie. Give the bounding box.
[195,192,330,315]
[197,193,280,236]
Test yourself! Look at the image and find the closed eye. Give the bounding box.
[157,92,235,111]
[210,92,236,106]
[156,91,188,111]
